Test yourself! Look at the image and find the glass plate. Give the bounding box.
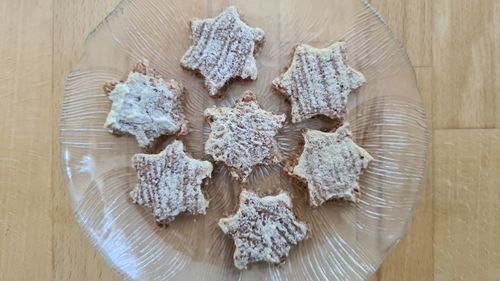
[60,0,428,280]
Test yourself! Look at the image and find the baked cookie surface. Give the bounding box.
[104,61,188,148]
[273,42,365,123]
[218,190,308,270]
[204,92,286,182]
[130,140,213,224]
[289,124,373,206]
[181,6,265,96]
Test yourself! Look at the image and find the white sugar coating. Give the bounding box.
[218,190,308,270]
[292,123,373,206]
[181,6,265,96]
[273,42,365,123]
[130,141,213,224]
[104,63,188,148]
[204,92,286,182]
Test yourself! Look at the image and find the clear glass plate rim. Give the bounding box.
[58,0,430,280]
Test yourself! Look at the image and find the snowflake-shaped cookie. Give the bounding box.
[289,123,373,206]
[204,91,286,182]
[181,6,265,96]
[219,190,308,269]
[104,61,188,148]
[130,140,213,224]
[273,42,365,123]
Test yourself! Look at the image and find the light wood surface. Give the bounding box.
[433,130,500,280]
[0,0,498,280]
[0,1,53,280]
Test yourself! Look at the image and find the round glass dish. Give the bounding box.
[60,0,428,280]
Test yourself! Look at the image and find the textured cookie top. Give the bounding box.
[130,141,213,224]
[290,124,373,206]
[204,92,286,182]
[219,190,308,270]
[104,61,188,148]
[181,6,265,96]
[273,42,365,123]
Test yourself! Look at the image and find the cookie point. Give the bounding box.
[241,91,257,102]
[178,123,189,135]
[253,27,265,41]
[338,122,351,130]
[171,139,184,149]
[226,6,238,13]
[271,77,280,87]
[331,41,346,47]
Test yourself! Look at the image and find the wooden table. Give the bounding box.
[1,0,498,280]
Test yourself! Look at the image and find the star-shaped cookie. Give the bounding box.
[130,140,213,224]
[104,61,188,148]
[181,6,265,96]
[273,42,365,123]
[204,91,286,182]
[219,190,308,270]
[288,123,373,206]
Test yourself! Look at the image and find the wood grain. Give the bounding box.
[432,0,500,129]
[433,130,500,281]
[0,0,54,280]
[0,0,498,280]
[369,0,432,67]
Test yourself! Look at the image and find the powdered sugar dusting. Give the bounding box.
[291,123,373,206]
[104,61,188,148]
[273,42,365,123]
[130,141,213,224]
[218,190,308,270]
[204,91,286,182]
[181,6,265,96]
